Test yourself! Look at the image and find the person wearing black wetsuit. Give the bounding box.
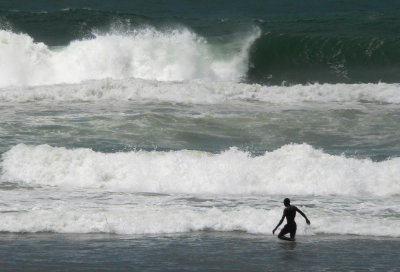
[272,198,310,241]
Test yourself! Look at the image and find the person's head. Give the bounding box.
[283,198,290,207]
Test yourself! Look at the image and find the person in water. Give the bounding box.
[272,198,310,241]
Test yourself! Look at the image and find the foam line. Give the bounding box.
[2,143,400,196]
[1,78,400,104]
[1,205,399,237]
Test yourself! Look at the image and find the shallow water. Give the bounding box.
[1,233,399,271]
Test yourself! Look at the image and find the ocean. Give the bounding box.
[1,0,400,271]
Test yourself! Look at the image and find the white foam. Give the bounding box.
[0,205,272,234]
[0,27,260,88]
[1,77,400,104]
[1,203,399,237]
[2,143,400,196]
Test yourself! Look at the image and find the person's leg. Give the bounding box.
[289,229,296,241]
[278,226,292,241]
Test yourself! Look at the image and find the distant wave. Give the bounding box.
[3,27,400,87]
[2,143,400,196]
[3,7,400,85]
[1,79,400,104]
[0,27,260,87]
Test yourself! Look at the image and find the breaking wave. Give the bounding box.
[0,27,260,87]
[2,143,400,196]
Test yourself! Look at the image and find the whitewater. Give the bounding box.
[0,28,259,87]
[3,143,400,196]
[1,142,400,237]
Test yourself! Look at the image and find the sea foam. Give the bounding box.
[2,143,400,196]
[0,27,260,87]
[2,78,400,104]
[1,199,399,237]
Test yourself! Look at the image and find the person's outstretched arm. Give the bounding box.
[296,207,311,225]
[272,212,285,234]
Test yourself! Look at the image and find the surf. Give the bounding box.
[0,27,260,88]
[2,143,400,196]
[1,78,400,105]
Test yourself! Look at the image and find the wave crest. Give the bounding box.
[0,27,260,87]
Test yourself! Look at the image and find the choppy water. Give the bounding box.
[1,1,400,271]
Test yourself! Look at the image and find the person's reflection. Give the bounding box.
[279,241,297,251]
[278,241,298,263]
